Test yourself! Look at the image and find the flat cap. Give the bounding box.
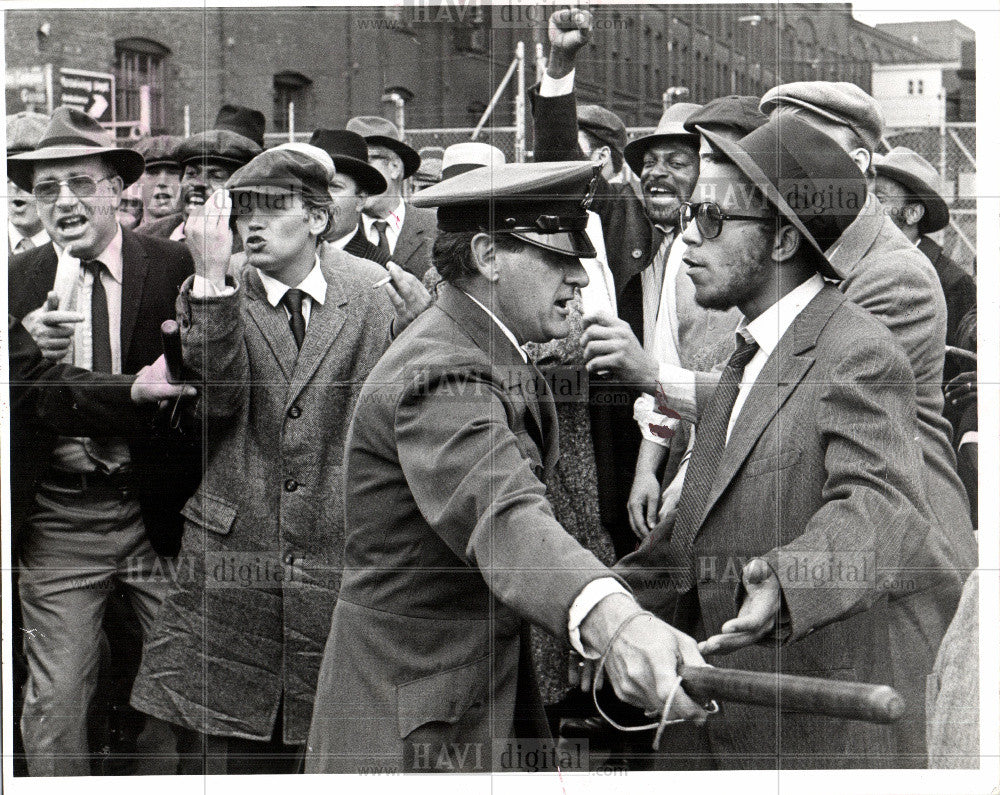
[759,81,885,152]
[577,104,627,155]
[175,129,262,169]
[226,148,330,201]
[411,160,599,258]
[873,147,949,234]
[133,135,182,168]
[7,111,49,155]
[684,96,766,137]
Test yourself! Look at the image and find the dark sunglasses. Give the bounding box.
[32,175,116,204]
[680,201,774,240]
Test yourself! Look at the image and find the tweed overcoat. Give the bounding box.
[130,248,393,744]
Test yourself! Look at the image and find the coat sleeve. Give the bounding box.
[8,314,153,437]
[176,274,249,420]
[393,369,621,642]
[761,335,936,641]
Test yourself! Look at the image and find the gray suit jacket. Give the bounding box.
[623,286,968,768]
[131,247,394,744]
[305,284,618,773]
[392,203,436,279]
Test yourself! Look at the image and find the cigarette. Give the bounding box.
[372,275,393,289]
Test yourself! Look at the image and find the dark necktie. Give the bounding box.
[664,332,760,592]
[84,260,112,373]
[283,288,307,349]
[371,219,391,264]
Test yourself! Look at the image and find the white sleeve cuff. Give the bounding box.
[655,362,698,423]
[539,68,576,97]
[634,393,679,447]
[959,430,978,449]
[568,577,632,659]
[191,274,236,298]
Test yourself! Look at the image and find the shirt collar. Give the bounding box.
[743,273,825,357]
[460,289,528,363]
[256,254,327,308]
[53,225,124,283]
[9,223,49,250]
[364,200,405,235]
[329,225,360,251]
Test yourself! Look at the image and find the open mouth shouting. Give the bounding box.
[54,212,90,238]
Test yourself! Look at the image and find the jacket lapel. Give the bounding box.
[10,244,59,316]
[287,268,348,406]
[392,215,425,268]
[243,268,298,382]
[694,287,846,533]
[119,229,149,362]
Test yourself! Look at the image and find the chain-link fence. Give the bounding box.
[881,124,976,274]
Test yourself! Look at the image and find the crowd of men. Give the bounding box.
[6,7,980,777]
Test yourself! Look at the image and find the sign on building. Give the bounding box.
[6,65,51,114]
[58,67,116,124]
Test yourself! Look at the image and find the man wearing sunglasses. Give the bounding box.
[7,106,199,776]
[617,115,968,769]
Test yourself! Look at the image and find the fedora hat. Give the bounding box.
[440,142,506,181]
[698,115,868,280]
[346,116,421,179]
[873,147,949,234]
[7,106,145,192]
[624,102,702,176]
[214,104,266,148]
[308,129,388,195]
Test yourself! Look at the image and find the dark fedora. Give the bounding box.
[698,115,868,279]
[346,116,421,179]
[214,104,266,148]
[7,105,145,192]
[624,102,702,176]
[308,129,388,195]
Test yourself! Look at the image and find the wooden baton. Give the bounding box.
[160,319,185,382]
[678,665,905,725]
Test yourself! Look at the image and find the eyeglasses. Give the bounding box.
[32,175,116,204]
[680,201,774,240]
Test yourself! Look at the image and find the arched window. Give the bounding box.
[273,71,312,132]
[115,38,169,133]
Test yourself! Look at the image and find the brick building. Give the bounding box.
[5,4,941,140]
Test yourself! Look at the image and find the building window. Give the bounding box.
[273,71,312,132]
[115,38,169,133]
[917,79,924,94]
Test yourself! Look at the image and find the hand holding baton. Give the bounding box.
[160,320,194,428]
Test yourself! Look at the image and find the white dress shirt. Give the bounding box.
[9,222,49,252]
[727,274,825,443]
[329,225,360,252]
[363,200,405,254]
[579,211,617,317]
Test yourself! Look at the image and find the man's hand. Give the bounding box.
[21,292,84,361]
[581,310,658,388]
[580,593,708,721]
[131,354,198,404]
[547,8,593,77]
[945,370,977,413]
[699,558,783,656]
[385,262,432,336]
[628,469,660,538]
[185,188,232,288]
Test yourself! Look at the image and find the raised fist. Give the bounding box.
[548,7,593,59]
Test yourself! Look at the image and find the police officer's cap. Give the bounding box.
[411,161,599,259]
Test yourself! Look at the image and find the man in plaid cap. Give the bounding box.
[130,146,395,773]
[133,135,183,227]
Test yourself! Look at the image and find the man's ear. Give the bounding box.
[354,192,368,213]
[903,201,926,228]
[470,232,499,282]
[771,223,802,263]
[308,206,331,237]
[108,174,124,210]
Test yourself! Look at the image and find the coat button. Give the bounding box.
[631,248,643,259]
[287,405,301,419]
[284,478,298,492]
[283,552,295,565]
